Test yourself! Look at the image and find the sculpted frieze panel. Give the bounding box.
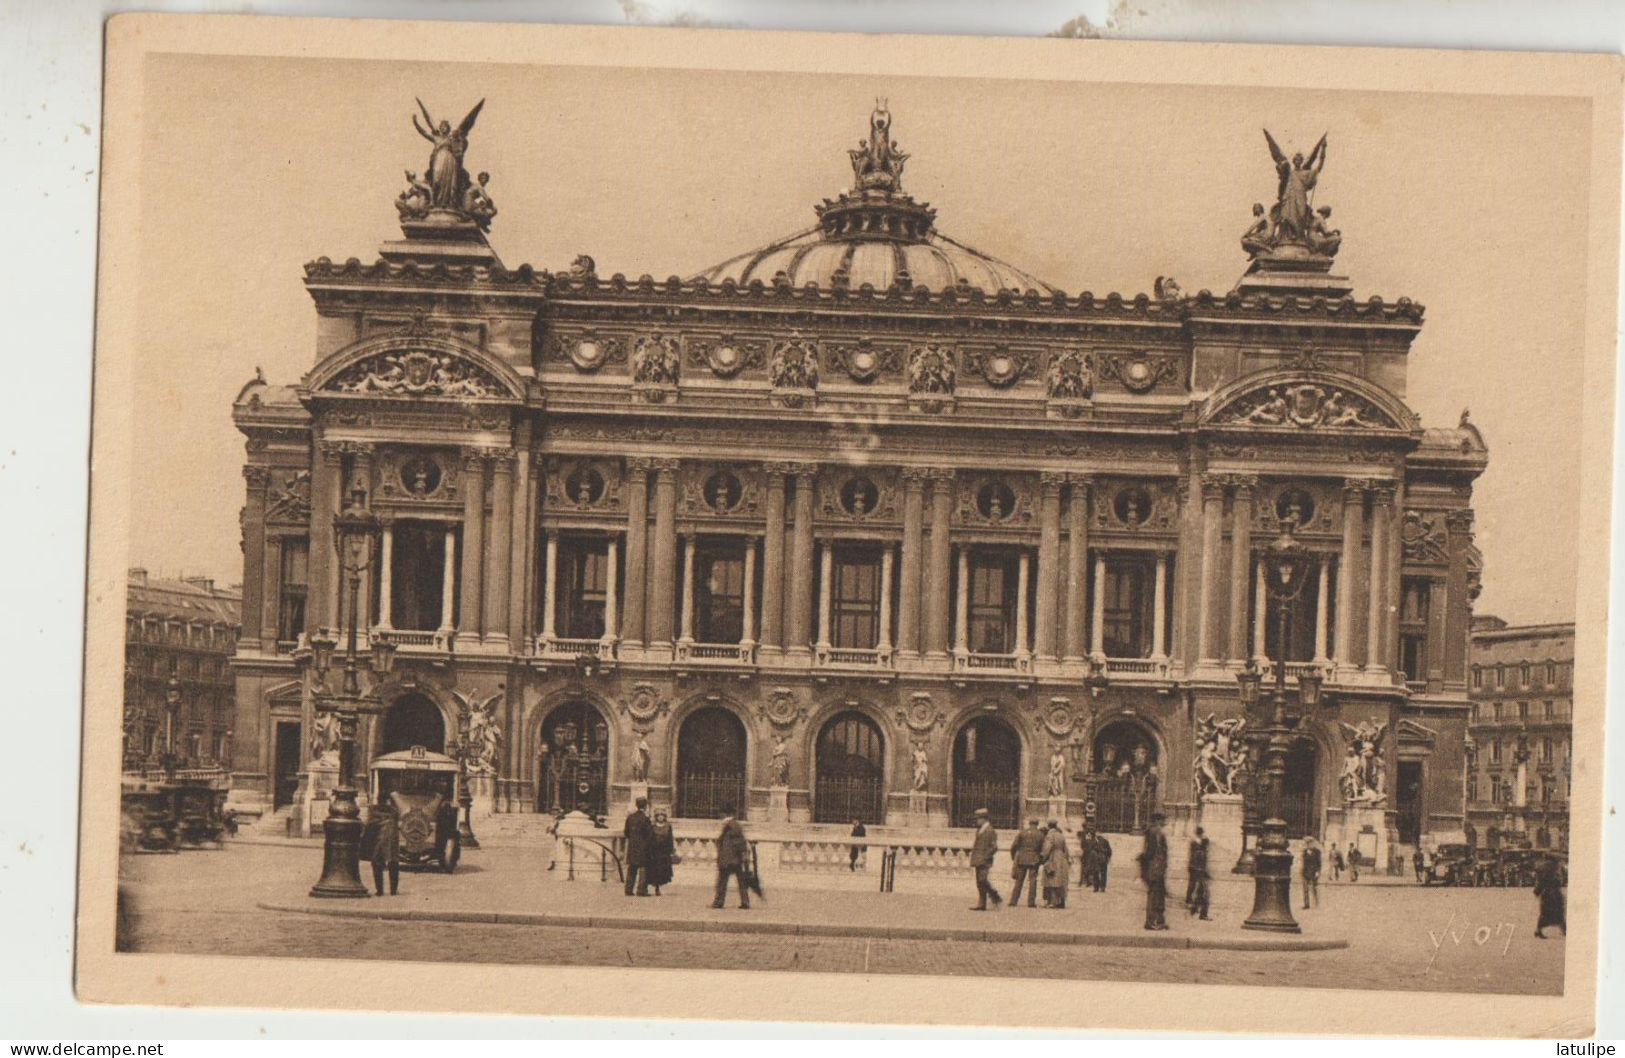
[328,349,506,399]
[958,471,1035,527]
[265,470,312,525]
[376,449,461,505]
[545,457,626,512]
[543,330,629,373]
[1213,382,1401,430]
[1401,508,1450,565]
[1096,351,1184,394]
[818,468,899,524]
[1092,479,1178,533]
[1252,481,1339,536]
[825,340,903,384]
[681,464,762,518]
[686,335,766,379]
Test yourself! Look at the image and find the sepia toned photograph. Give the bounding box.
[76,14,1619,1036]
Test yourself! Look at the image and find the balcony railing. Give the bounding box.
[955,651,1031,674]
[536,635,617,660]
[676,641,757,664]
[371,627,450,651]
[815,644,892,668]
[1106,656,1169,678]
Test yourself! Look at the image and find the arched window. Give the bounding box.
[813,711,885,824]
[676,708,748,820]
[381,693,445,755]
[952,715,1022,828]
[1282,737,1321,839]
[537,700,610,816]
[1091,719,1160,833]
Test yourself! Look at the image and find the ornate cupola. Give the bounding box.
[812,101,938,243]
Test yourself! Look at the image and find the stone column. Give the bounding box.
[483,449,514,644]
[926,469,955,658]
[261,536,282,649]
[1196,473,1226,663]
[1227,475,1256,663]
[1334,480,1365,671]
[647,459,679,647]
[458,450,486,637]
[507,441,531,647]
[897,468,926,659]
[540,531,558,640]
[1035,472,1063,661]
[377,523,394,630]
[786,464,817,657]
[349,445,375,633]
[1253,561,1268,664]
[1015,549,1031,658]
[1313,556,1330,665]
[308,440,344,633]
[741,537,757,647]
[622,458,650,648]
[1366,483,1394,672]
[954,545,970,657]
[878,544,894,651]
[1151,551,1168,659]
[1443,509,1474,686]
[602,536,620,644]
[1090,553,1107,657]
[439,529,457,633]
[1386,482,1406,675]
[1065,476,1091,662]
[679,533,696,644]
[240,465,269,645]
[816,540,833,650]
[759,463,788,653]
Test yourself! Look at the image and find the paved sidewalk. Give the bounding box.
[258,845,1348,951]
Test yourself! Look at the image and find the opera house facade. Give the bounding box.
[228,104,1486,869]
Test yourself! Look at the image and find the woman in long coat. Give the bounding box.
[1533,854,1566,938]
[1040,822,1072,909]
[645,810,677,895]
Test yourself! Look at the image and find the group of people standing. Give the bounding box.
[1006,819,1076,909]
[619,797,679,897]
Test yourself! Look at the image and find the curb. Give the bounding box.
[255,901,1350,952]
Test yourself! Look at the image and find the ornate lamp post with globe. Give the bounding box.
[304,479,397,899]
[1234,519,1325,933]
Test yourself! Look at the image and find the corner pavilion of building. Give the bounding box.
[229,105,1486,871]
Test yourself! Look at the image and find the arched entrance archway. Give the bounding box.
[381,693,445,755]
[952,715,1022,828]
[813,711,885,824]
[536,700,610,816]
[676,707,748,820]
[1090,718,1160,833]
[1281,737,1320,839]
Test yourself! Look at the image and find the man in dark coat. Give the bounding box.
[1186,825,1211,920]
[1139,813,1169,930]
[1009,818,1044,907]
[1301,835,1322,909]
[623,796,652,896]
[1533,853,1566,938]
[711,805,751,909]
[969,807,1003,910]
[849,819,867,872]
[363,802,400,897]
[1086,828,1113,892]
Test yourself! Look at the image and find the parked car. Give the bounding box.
[1423,843,1474,886]
[369,747,462,872]
[120,780,229,851]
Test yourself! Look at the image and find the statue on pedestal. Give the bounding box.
[769,734,790,787]
[399,98,496,229]
[1338,720,1389,804]
[910,740,930,792]
[1048,746,1068,797]
[1242,130,1338,262]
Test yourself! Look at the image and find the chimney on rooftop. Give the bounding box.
[129,567,148,585]
[184,575,215,593]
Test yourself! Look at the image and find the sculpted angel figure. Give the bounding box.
[1338,720,1389,803]
[413,98,485,211]
[1263,129,1328,246]
[911,741,930,792]
[452,689,505,774]
[1048,746,1068,797]
[310,711,340,764]
[630,734,651,783]
[769,734,791,786]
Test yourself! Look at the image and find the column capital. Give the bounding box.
[485,446,517,471]
[626,455,656,473]
[900,466,932,489]
[785,461,819,481]
[651,457,682,476]
[1225,472,1259,494]
[1067,473,1094,489]
[1341,477,1372,501]
[243,465,271,490]
[460,447,487,472]
[1200,473,1228,501]
[1039,470,1067,494]
[1370,481,1398,506]
[1445,508,1475,532]
[762,460,797,477]
[317,440,347,465]
[925,466,957,483]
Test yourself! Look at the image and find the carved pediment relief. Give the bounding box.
[1203,370,1416,433]
[313,331,524,402]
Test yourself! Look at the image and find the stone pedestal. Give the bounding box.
[767,785,790,824]
[629,781,650,810]
[1198,793,1245,875]
[1338,802,1389,870]
[1046,796,1069,828]
[467,772,496,819]
[906,791,929,828]
[298,759,340,837]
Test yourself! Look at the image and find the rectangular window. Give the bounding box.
[1398,578,1430,683]
[276,538,309,643]
[968,551,1017,654]
[696,543,746,644]
[1472,667,1483,690]
[1542,737,1553,762]
[1104,557,1155,659]
[832,546,882,649]
[1518,700,1529,720]
[389,521,449,631]
[1495,667,1505,689]
[558,538,608,639]
[1490,739,1502,763]
[1467,774,1478,802]
[1520,664,1531,689]
[1491,779,1501,804]
[1493,702,1502,721]
[1544,699,1555,719]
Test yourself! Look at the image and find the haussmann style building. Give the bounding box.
[228,104,1487,871]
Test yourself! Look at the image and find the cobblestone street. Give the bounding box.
[116,841,1565,995]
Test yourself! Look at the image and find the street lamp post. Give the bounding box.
[306,480,397,899]
[1236,521,1325,934]
[448,701,481,849]
[161,668,184,781]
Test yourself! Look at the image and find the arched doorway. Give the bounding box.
[813,711,885,824]
[952,715,1022,828]
[536,700,610,816]
[1281,737,1320,839]
[676,707,748,819]
[1090,718,1160,833]
[381,693,445,755]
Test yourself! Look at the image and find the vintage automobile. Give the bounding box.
[120,780,229,851]
[1496,848,1539,888]
[1423,843,1474,886]
[369,747,462,872]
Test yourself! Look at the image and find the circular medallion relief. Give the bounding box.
[570,338,609,372]
[399,456,443,497]
[979,348,1024,388]
[840,476,880,517]
[1113,485,1153,527]
[565,466,606,506]
[704,471,743,514]
[976,481,1017,522]
[1276,488,1316,529]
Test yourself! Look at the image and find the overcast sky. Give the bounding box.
[124,51,1590,626]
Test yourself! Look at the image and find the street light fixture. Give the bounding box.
[1237,518,1326,934]
[305,479,396,899]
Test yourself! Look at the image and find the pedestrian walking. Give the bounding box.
[1413,847,1426,883]
[710,804,751,909]
[646,809,677,895]
[1041,821,1072,909]
[848,819,867,872]
[1533,853,1566,939]
[1009,818,1043,907]
[1329,843,1344,881]
[968,807,1003,911]
[1138,813,1170,930]
[362,801,400,897]
[1301,835,1322,909]
[1346,842,1360,882]
[1186,826,1211,920]
[623,796,653,896]
[1081,827,1112,892]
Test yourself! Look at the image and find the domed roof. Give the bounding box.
[692,105,1061,298]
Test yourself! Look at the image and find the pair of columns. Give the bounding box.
[373,522,457,633]
[536,531,621,643]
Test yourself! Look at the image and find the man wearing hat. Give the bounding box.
[968,808,1003,911]
[1138,812,1170,930]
